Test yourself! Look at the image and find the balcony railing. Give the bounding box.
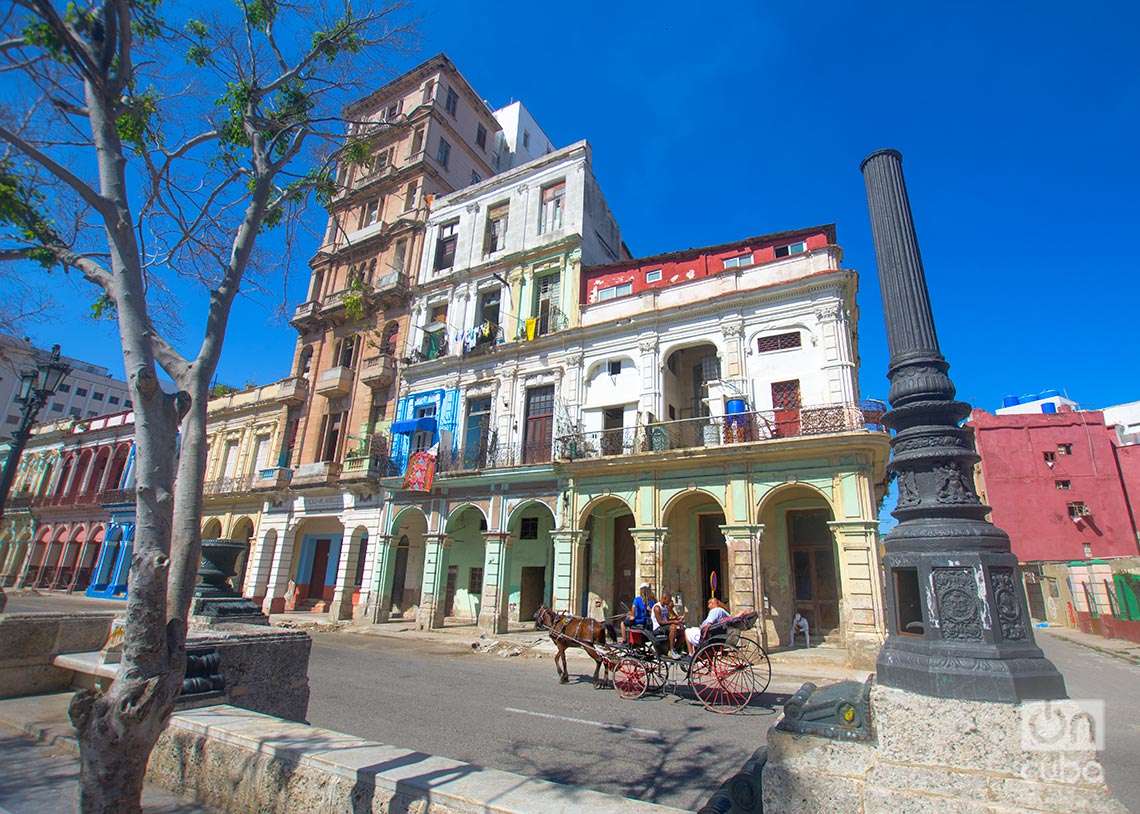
[342,434,398,480]
[360,354,396,388]
[6,494,33,511]
[407,333,449,365]
[556,404,884,462]
[100,487,135,505]
[316,365,354,397]
[290,300,320,328]
[202,475,254,496]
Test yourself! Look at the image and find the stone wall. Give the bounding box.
[148,704,686,814]
[0,612,116,699]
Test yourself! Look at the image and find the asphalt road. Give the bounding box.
[1036,631,1140,812]
[306,631,793,811]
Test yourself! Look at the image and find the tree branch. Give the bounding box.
[0,125,114,217]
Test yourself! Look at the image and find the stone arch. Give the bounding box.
[660,340,723,421]
[506,500,556,622]
[577,493,634,531]
[76,525,104,591]
[578,495,637,620]
[201,517,223,539]
[59,524,86,588]
[85,446,112,495]
[661,489,728,620]
[285,516,345,612]
[37,526,69,587]
[386,506,428,621]
[441,505,486,623]
[92,525,125,590]
[444,502,488,533]
[105,443,131,492]
[756,482,841,648]
[331,524,371,621]
[68,450,94,496]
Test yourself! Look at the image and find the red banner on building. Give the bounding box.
[403,445,438,492]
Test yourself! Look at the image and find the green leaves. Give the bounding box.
[343,276,366,321]
[90,293,117,320]
[241,0,277,29]
[0,160,62,269]
[311,16,363,63]
[185,18,209,66]
[343,138,371,166]
[115,89,159,153]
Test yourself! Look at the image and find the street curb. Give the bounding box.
[1040,630,1140,667]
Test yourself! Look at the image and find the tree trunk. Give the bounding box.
[167,381,210,622]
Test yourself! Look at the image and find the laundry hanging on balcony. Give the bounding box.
[524,317,537,341]
[404,443,438,493]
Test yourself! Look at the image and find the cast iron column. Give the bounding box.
[861,149,1065,702]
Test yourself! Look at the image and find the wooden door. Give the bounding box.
[443,565,458,617]
[308,539,330,600]
[613,514,636,615]
[523,386,554,464]
[389,538,409,613]
[519,566,546,621]
[788,511,840,633]
[699,514,728,606]
[772,379,801,438]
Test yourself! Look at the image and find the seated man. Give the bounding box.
[650,593,684,654]
[686,598,731,656]
[622,583,652,642]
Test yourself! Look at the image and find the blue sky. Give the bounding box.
[13,1,1139,416]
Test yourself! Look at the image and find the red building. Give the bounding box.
[969,408,1140,563]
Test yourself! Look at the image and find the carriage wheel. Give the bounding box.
[644,659,669,695]
[613,658,648,700]
[734,637,772,695]
[688,645,754,713]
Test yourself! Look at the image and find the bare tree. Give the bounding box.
[0,1,411,810]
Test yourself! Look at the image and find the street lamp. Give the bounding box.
[0,344,70,521]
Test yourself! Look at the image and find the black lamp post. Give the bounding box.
[861,150,1065,702]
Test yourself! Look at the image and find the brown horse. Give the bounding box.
[534,606,617,687]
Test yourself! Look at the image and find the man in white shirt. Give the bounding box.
[686,598,730,655]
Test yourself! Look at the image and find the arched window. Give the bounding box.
[298,346,314,379]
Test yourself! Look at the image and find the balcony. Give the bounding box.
[315,365,354,397]
[272,376,308,405]
[290,300,321,329]
[341,435,396,482]
[6,494,33,511]
[290,461,341,487]
[556,403,885,463]
[435,434,553,473]
[320,274,409,322]
[202,475,254,496]
[406,334,449,366]
[360,355,396,389]
[253,467,292,491]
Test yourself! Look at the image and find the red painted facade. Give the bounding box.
[579,225,835,305]
[969,408,1140,563]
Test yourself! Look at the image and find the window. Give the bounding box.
[774,241,807,258]
[608,360,622,376]
[597,282,632,301]
[533,272,560,336]
[91,391,104,401]
[477,288,500,328]
[772,379,802,410]
[436,137,451,169]
[69,408,81,418]
[1055,480,1071,490]
[358,197,381,229]
[50,402,63,412]
[422,79,434,104]
[1043,451,1056,465]
[108,396,120,405]
[722,253,753,269]
[757,332,802,353]
[320,411,345,462]
[411,403,436,451]
[392,239,407,273]
[383,100,402,120]
[470,171,481,185]
[410,126,424,156]
[1067,501,1090,519]
[484,202,509,254]
[445,87,458,116]
[468,566,484,595]
[434,221,459,270]
[403,181,418,212]
[76,387,88,397]
[522,385,555,464]
[520,517,539,539]
[57,383,71,393]
[523,130,530,149]
[422,304,447,359]
[334,335,357,368]
[539,181,565,234]
[1057,443,1073,455]
[476,123,487,150]
[645,269,662,283]
[125,399,132,408]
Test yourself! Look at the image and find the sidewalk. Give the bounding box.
[1037,624,1140,666]
[0,695,215,814]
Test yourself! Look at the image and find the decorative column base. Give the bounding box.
[629,527,665,597]
[415,534,449,631]
[477,532,512,636]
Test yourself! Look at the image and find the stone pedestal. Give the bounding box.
[191,538,269,627]
[762,684,1125,813]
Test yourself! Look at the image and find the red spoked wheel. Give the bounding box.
[613,657,649,700]
[688,644,755,713]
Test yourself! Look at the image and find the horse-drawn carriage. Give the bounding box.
[535,606,771,715]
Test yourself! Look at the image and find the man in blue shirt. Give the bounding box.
[622,583,652,642]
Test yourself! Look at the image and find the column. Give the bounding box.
[636,336,660,420]
[719,523,763,614]
[719,321,746,381]
[262,526,296,615]
[244,527,279,606]
[328,531,360,621]
[477,532,512,635]
[828,520,884,651]
[365,534,395,623]
[415,533,449,630]
[550,529,585,614]
[630,527,666,597]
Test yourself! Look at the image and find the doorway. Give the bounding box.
[788,510,840,634]
[613,514,636,613]
[308,539,331,601]
[699,513,728,607]
[443,564,458,616]
[519,566,546,620]
[389,536,409,614]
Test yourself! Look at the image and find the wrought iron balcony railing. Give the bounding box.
[342,434,399,480]
[556,403,884,463]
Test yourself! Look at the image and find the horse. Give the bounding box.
[533,605,617,688]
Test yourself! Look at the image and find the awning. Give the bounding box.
[391,417,437,434]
